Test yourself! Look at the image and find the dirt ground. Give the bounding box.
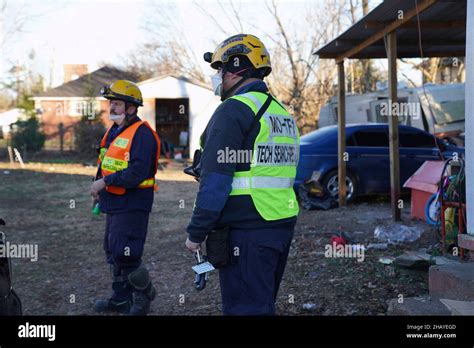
[0,160,437,315]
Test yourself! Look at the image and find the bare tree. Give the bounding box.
[193,0,245,38]
[401,57,440,84]
[124,0,381,133]
[422,58,441,84]
[261,0,349,133]
[121,2,206,83]
[1,0,48,94]
[401,57,465,85]
[1,0,29,95]
[0,0,29,51]
[455,58,465,82]
[345,0,379,94]
[360,0,375,92]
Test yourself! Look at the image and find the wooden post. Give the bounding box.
[13,148,25,168]
[337,61,347,206]
[59,122,64,154]
[7,146,14,164]
[387,31,401,221]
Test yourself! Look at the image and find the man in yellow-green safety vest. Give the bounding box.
[185,34,300,315]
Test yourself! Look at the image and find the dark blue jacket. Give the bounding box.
[99,116,158,214]
[187,81,297,243]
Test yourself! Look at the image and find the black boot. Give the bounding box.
[127,267,156,315]
[130,284,156,315]
[94,298,131,314]
[95,264,132,314]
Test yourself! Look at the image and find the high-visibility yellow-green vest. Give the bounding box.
[224,91,300,221]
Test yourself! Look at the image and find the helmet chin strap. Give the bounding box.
[121,103,138,126]
[220,69,253,101]
[125,102,139,117]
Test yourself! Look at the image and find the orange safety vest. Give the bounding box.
[97,120,161,195]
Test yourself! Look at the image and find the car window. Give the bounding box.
[399,130,436,148]
[353,130,389,147]
[346,135,356,146]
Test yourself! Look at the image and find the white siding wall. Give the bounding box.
[466,0,474,234]
[138,76,220,157]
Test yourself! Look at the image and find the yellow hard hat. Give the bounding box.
[101,80,143,106]
[204,34,271,77]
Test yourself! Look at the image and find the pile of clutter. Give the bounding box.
[298,174,337,211]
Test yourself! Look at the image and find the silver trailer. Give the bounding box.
[318,83,465,145]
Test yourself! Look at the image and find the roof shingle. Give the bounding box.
[34,66,139,98]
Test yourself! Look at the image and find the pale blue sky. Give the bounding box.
[1,0,422,89]
[2,0,146,85]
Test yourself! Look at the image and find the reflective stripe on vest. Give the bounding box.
[226,91,300,221]
[231,176,295,190]
[98,120,160,195]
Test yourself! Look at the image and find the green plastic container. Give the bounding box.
[92,203,100,216]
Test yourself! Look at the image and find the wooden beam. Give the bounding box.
[318,51,465,59]
[335,38,465,47]
[321,50,465,59]
[335,0,439,63]
[337,61,347,207]
[387,31,401,221]
[365,19,466,29]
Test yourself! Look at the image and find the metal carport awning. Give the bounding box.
[313,0,466,221]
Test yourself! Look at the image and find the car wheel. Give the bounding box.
[322,170,357,202]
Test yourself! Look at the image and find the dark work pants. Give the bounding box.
[218,223,295,315]
[104,211,150,301]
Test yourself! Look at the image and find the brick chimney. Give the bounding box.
[63,64,88,83]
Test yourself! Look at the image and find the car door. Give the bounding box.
[346,127,390,194]
[399,127,443,184]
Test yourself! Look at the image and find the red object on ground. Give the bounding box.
[403,161,444,221]
[330,235,347,246]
